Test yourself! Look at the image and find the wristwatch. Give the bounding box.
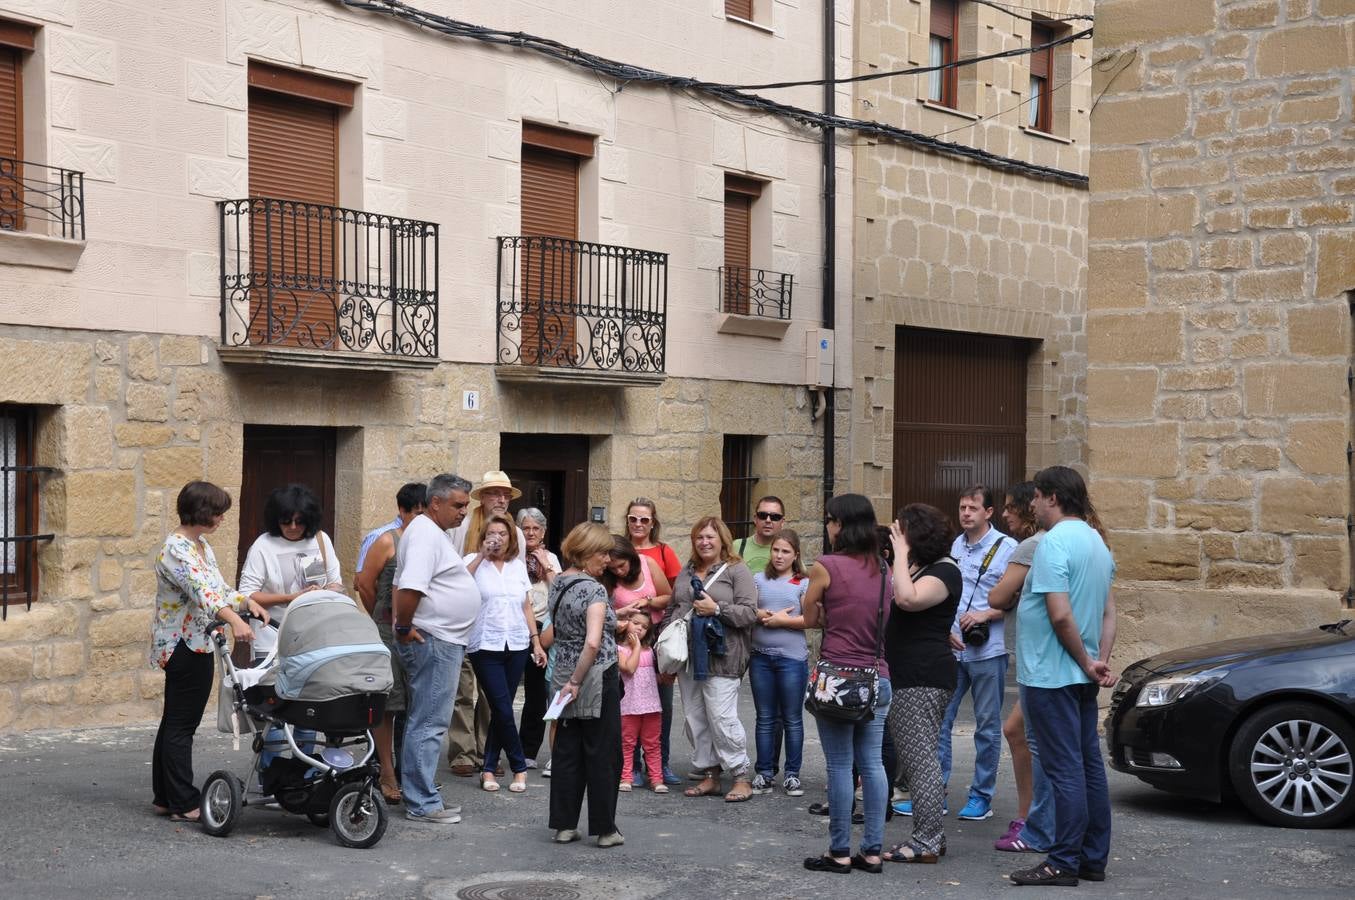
[394,624,413,637]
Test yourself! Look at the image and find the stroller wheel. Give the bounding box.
[329,781,388,849]
[200,770,244,837]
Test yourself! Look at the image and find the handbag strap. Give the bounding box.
[873,557,887,666]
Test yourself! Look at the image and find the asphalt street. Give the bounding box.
[1,682,1352,900]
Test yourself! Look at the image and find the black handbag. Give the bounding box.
[805,558,888,723]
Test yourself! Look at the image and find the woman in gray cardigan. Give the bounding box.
[667,516,759,802]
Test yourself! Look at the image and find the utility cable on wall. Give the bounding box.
[327,0,1089,187]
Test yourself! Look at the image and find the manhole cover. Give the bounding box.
[456,883,582,900]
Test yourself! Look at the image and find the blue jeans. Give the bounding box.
[815,678,892,857]
[1021,683,1112,873]
[939,654,1007,802]
[1020,703,1056,851]
[470,646,530,775]
[749,652,807,778]
[398,635,465,816]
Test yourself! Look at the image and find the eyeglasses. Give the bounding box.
[279,516,305,526]
[755,511,784,522]
[626,515,653,525]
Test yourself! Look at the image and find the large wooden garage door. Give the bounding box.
[247,63,349,349]
[892,327,1030,521]
[520,123,591,365]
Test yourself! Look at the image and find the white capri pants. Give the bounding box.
[679,671,750,779]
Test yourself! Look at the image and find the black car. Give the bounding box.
[1106,620,1355,828]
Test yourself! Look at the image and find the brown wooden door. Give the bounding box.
[0,44,23,230]
[520,145,581,365]
[247,85,340,349]
[237,425,337,577]
[892,327,1030,521]
[502,433,590,559]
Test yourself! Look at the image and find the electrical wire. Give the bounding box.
[969,0,1094,24]
[924,59,1095,140]
[327,0,1088,187]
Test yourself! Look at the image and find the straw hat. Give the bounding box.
[471,470,522,501]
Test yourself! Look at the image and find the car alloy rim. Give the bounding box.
[1250,719,1354,817]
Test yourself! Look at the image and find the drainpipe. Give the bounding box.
[821,0,837,534]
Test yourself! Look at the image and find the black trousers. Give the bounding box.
[151,640,215,813]
[548,665,622,836]
[518,620,549,759]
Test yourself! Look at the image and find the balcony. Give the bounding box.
[218,198,439,372]
[716,265,793,339]
[495,235,667,387]
[0,157,86,270]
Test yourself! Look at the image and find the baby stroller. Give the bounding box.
[202,590,394,848]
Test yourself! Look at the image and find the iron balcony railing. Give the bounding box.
[219,198,439,357]
[718,265,793,320]
[496,235,667,375]
[0,157,85,240]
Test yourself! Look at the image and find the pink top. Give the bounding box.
[612,559,662,624]
[618,646,662,715]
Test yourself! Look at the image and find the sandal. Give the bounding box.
[803,854,852,874]
[881,841,938,864]
[508,776,527,793]
[1010,863,1079,886]
[724,780,753,803]
[480,774,500,792]
[684,777,721,798]
[618,781,633,792]
[169,809,200,823]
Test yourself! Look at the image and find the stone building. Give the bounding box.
[1087,0,1355,661]
[0,0,851,730]
[849,0,1093,517]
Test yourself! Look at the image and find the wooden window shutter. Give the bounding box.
[521,146,580,240]
[246,84,341,348]
[0,46,23,230]
[520,145,581,365]
[723,175,761,315]
[522,122,594,159]
[1030,25,1053,79]
[726,0,754,20]
[930,0,956,39]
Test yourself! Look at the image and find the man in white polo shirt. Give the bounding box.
[393,473,481,824]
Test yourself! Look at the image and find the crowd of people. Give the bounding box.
[147,463,1117,886]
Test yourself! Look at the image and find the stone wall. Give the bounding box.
[1088,0,1355,663]
[850,0,1093,512]
[0,328,828,730]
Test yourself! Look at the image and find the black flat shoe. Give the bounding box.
[1077,868,1106,882]
[803,855,852,874]
[851,854,883,874]
[807,802,831,816]
[1010,863,1079,886]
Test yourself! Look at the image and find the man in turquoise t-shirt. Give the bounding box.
[1011,466,1117,888]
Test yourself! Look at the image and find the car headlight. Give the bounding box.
[1134,671,1224,708]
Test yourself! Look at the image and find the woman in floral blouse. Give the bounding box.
[149,481,265,822]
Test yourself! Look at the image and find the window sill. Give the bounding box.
[0,230,86,271]
[918,99,979,121]
[717,312,792,340]
[725,15,774,35]
[1020,125,1073,145]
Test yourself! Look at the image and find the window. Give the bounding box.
[726,0,754,21]
[720,435,760,541]
[2,405,49,616]
[0,19,36,232]
[722,174,763,315]
[928,0,958,108]
[1028,24,1054,133]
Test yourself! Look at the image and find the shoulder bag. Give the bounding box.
[805,557,888,723]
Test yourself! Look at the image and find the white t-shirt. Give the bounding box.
[465,555,533,652]
[239,531,342,656]
[395,513,482,645]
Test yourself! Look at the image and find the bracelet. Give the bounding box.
[394,624,413,635]
[568,678,581,687]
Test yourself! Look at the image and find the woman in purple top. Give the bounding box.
[801,494,893,875]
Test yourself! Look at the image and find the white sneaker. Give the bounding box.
[543,759,552,778]
[406,807,461,824]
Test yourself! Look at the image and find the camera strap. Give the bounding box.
[961,538,1003,615]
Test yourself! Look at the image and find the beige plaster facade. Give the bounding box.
[1087,0,1355,664]
[850,0,1093,511]
[0,0,851,730]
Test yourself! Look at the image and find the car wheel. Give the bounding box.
[1227,701,1355,828]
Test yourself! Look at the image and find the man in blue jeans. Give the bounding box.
[934,486,1015,822]
[1011,466,1117,887]
[393,473,482,825]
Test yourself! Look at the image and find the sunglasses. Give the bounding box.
[755,511,784,522]
[627,515,653,525]
[279,516,305,526]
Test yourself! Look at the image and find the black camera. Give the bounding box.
[962,621,990,647]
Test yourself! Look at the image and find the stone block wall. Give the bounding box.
[1088,0,1355,662]
[0,328,827,730]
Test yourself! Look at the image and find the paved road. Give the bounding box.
[1,684,1352,900]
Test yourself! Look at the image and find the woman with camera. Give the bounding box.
[882,504,962,864]
[666,516,758,803]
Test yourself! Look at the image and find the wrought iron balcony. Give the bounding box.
[495,235,667,382]
[0,157,85,240]
[218,198,439,363]
[718,265,793,320]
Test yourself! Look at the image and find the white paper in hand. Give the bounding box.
[543,689,572,721]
